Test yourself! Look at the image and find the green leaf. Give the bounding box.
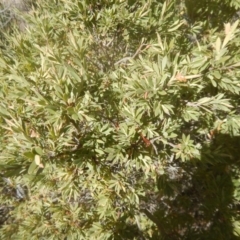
[28,160,38,174]
[34,147,43,155]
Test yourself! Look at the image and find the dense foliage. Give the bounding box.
[1,0,240,239]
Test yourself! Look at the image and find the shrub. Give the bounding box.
[0,0,240,239]
[0,0,36,42]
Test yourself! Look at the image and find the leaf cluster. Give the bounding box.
[0,0,240,239]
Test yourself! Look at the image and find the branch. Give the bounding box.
[114,39,148,66]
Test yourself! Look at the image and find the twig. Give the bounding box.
[114,39,148,66]
[150,136,176,154]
